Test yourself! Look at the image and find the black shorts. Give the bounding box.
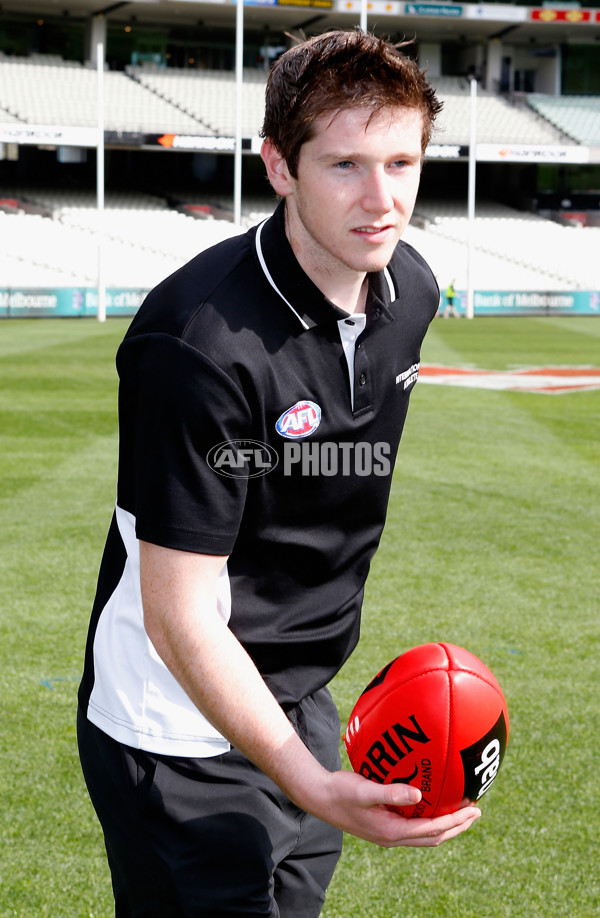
[77,689,343,918]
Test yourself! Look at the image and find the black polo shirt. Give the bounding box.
[79,201,439,756]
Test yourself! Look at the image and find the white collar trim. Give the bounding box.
[255,219,310,331]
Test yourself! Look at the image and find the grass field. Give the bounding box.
[1,316,598,917]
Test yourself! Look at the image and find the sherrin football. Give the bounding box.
[344,643,509,818]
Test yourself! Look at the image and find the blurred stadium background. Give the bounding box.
[0,0,599,316]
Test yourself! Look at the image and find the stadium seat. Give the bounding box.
[527,95,600,145]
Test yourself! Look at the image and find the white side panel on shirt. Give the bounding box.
[87,504,232,757]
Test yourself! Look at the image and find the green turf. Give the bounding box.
[0,317,598,917]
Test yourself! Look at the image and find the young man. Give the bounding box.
[78,30,481,918]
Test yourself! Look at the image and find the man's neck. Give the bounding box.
[283,205,369,315]
[298,261,370,315]
[315,272,369,315]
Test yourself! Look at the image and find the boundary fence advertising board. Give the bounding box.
[1,288,598,318]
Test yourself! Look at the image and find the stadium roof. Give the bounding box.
[4,0,600,45]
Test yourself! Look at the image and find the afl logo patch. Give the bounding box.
[275,400,322,439]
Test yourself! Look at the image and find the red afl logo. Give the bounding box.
[275,400,322,439]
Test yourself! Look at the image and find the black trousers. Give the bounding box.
[77,689,343,918]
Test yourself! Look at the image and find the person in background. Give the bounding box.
[443,278,461,317]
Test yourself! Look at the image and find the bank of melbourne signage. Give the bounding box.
[0,288,149,318]
[3,288,598,319]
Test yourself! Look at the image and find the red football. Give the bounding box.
[344,642,509,818]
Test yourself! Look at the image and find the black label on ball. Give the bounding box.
[460,711,508,803]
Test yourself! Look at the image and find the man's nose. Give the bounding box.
[361,167,394,214]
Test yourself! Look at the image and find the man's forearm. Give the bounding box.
[139,539,481,848]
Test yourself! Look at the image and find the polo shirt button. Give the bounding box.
[359,372,367,386]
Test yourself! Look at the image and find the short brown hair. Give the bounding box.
[261,30,442,178]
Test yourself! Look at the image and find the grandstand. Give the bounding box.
[407,200,600,291]
[527,94,600,146]
[0,57,585,146]
[0,188,244,288]
[128,65,269,138]
[2,182,598,293]
[430,77,574,146]
[0,0,599,315]
[0,54,210,133]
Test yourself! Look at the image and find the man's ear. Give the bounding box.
[261,140,294,197]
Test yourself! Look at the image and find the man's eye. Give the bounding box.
[335,161,354,169]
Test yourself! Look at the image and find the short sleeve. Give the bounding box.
[116,333,251,555]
